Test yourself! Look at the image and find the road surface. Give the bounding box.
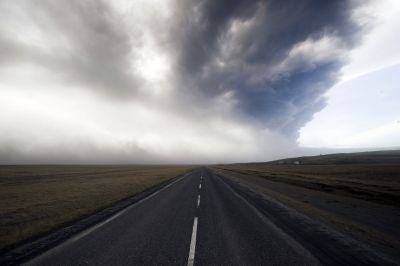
[25,168,393,265]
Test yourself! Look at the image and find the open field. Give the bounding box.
[212,150,400,261]
[0,165,193,251]
[216,150,400,207]
[267,150,400,165]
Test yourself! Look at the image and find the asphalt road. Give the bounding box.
[25,168,391,265]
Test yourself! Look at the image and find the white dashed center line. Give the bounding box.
[197,195,201,208]
[188,175,203,265]
[187,217,198,266]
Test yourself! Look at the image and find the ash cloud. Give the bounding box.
[0,0,367,163]
[171,0,361,136]
[0,0,138,97]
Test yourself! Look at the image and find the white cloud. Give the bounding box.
[1,0,398,164]
[339,121,400,148]
[299,0,400,149]
[341,0,400,81]
[273,35,346,78]
[0,64,294,163]
[299,64,400,148]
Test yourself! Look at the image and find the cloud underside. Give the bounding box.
[0,0,363,163]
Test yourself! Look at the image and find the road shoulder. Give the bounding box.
[212,168,398,265]
[0,172,189,265]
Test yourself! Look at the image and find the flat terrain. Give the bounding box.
[216,150,400,206]
[213,150,400,263]
[1,151,399,265]
[268,150,400,165]
[0,165,192,251]
[19,168,394,265]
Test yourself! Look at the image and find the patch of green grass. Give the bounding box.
[0,165,193,250]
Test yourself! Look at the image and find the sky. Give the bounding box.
[299,0,400,149]
[0,0,399,164]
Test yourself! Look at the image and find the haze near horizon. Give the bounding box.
[0,0,399,164]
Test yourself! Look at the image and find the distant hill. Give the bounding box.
[253,150,400,165]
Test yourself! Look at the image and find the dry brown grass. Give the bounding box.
[0,165,193,250]
[216,163,400,206]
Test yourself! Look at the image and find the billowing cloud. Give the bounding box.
[169,0,362,136]
[0,0,140,97]
[0,0,374,163]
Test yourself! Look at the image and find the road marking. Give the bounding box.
[197,195,201,208]
[187,217,198,266]
[215,175,324,264]
[199,183,201,189]
[200,175,203,180]
[25,173,190,265]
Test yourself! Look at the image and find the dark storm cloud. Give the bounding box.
[171,0,362,136]
[0,0,363,135]
[0,0,369,164]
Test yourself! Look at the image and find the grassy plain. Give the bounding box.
[216,150,400,206]
[214,151,400,260]
[0,165,192,250]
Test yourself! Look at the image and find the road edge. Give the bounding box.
[0,171,191,265]
[211,168,397,266]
